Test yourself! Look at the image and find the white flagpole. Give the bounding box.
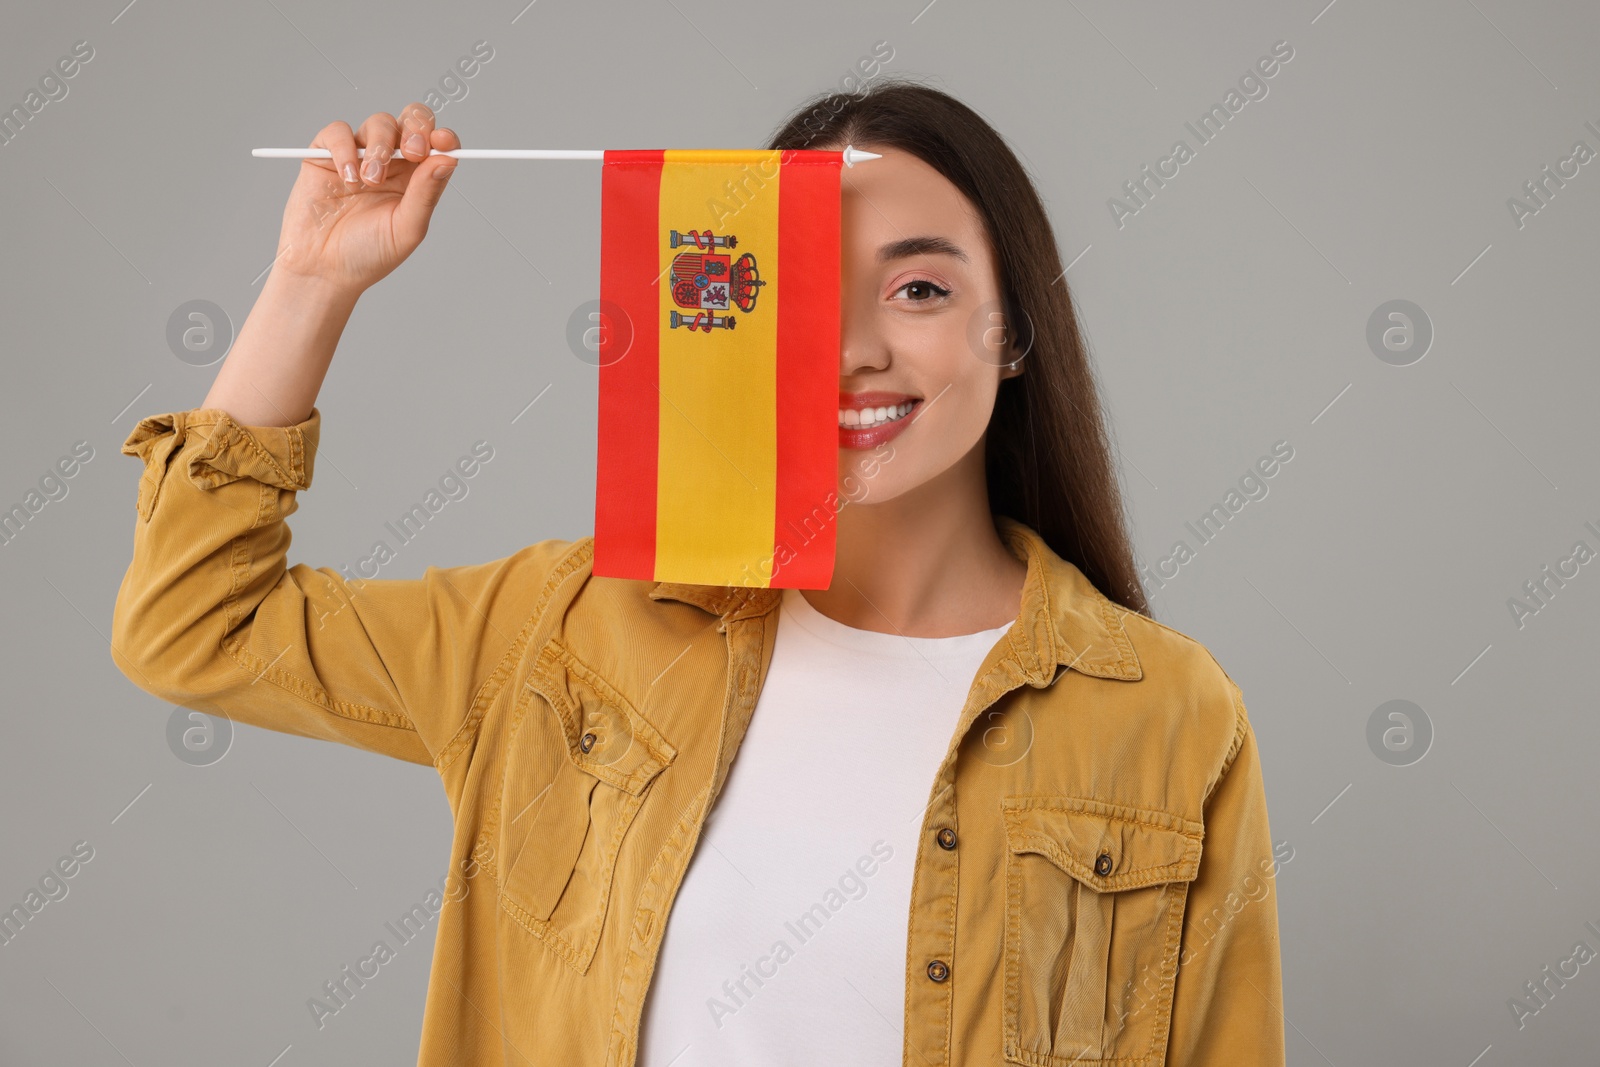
[251,145,882,166]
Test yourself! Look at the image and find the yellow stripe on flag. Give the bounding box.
[655,150,780,585]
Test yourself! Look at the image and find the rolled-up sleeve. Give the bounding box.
[1164,686,1287,1064]
[110,407,575,769]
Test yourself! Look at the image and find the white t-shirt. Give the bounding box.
[637,586,1014,1065]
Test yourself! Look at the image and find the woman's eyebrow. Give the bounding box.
[876,235,969,265]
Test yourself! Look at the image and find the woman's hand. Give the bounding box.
[272,103,459,297]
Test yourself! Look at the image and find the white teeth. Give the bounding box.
[839,401,915,429]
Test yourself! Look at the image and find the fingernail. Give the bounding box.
[404,132,426,157]
[342,162,358,184]
[434,163,455,180]
[362,154,383,183]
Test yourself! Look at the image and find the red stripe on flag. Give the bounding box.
[770,151,841,588]
[595,150,665,581]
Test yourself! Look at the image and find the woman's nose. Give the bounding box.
[839,295,889,376]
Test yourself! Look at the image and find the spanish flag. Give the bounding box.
[594,149,842,589]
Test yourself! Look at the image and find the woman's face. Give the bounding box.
[831,144,1021,506]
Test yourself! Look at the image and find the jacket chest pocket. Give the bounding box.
[1000,797,1202,1067]
[498,640,676,975]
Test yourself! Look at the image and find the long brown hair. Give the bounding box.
[765,77,1152,618]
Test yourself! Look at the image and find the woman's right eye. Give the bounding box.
[891,279,953,303]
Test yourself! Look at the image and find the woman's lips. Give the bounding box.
[838,396,921,451]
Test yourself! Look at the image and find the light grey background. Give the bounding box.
[2,0,1597,1064]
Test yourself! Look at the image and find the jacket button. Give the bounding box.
[926,960,949,982]
[1094,852,1114,877]
[579,732,597,753]
[936,828,957,850]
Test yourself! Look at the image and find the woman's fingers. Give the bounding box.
[392,127,457,249]
[312,120,360,187]
[432,125,461,153]
[397,102,437,162]
[356,111,402,185]
[328,108,446,187]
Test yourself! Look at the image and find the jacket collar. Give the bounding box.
[646,514,1142,682]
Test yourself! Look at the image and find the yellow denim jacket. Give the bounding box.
[110,406,1286,1066]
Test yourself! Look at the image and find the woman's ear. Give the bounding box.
[994,296,1030,380]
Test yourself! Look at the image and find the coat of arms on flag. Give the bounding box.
[594,149,843,589]
[666,229,763,328]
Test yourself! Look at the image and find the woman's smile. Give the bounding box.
[838,390,922,449]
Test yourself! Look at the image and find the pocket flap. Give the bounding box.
[1002,796,1203,892]
[524,639,676,795]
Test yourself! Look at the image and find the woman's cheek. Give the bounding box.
[939,373,996,453]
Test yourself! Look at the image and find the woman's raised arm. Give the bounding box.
[109,105,575,778]
[203,103,459,426]
[110,407,575,770]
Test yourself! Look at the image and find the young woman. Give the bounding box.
[112,80,1285,1065]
